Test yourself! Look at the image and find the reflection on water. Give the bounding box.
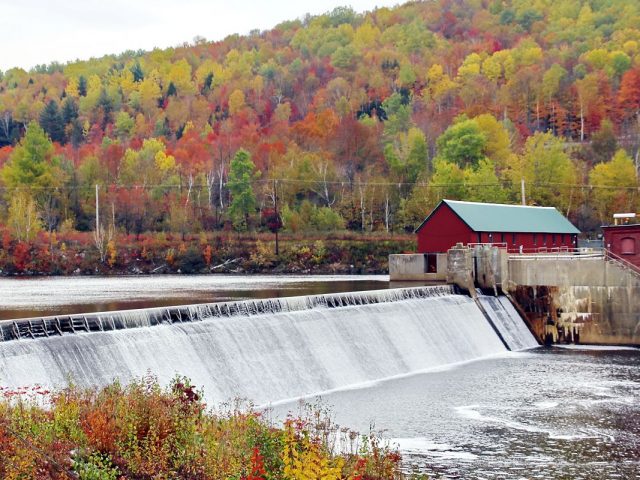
[273,347,640,479]
[0,274,391,320]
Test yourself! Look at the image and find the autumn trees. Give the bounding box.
[0,0,640,244]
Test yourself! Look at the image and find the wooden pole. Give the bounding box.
[95,184,99,232]
[274,179,279,256]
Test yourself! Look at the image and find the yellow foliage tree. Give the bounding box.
[589,150,638,222]
[474,113,515,171]
[167,59,195,95]
[7,191,42,242]
[457,53,482,80]
[228,89,245,115]
[65,77,80,98]
[423,64,457,111]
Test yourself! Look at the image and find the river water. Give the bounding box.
[0,274,390,320]
[273,346,640,479]
[1,276,638,478]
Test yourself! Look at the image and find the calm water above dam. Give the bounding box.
[0,274,389,320]
[274,346,640,479]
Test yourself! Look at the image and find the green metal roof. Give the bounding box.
[418,199,580,234]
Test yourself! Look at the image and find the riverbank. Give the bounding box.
[0,376,411,479]
[0,231,414,276]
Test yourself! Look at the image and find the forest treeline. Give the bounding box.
[1,0,640,254]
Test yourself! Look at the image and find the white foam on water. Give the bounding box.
[554,345,639,352]
[454,405,604,441]
[390,437,478,460]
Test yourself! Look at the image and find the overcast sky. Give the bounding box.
[0,1,400,71]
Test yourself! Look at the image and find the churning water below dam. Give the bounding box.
[272,346,640,479]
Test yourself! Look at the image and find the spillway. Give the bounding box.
[0,286,537,405]
[479,295,539,351]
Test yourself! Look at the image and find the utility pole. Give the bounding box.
[95,184,100,232]
[521,178,526,206]
[274,179,279,256]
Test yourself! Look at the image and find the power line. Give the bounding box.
[0,180,637,191]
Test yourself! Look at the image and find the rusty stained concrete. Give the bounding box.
[507,257,640,346]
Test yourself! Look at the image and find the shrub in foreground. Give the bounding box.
[0,377,414,479]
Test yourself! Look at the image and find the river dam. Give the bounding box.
[0,286,537,405]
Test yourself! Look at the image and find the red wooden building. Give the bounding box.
[415,199,580,253]
[602,218,640,268]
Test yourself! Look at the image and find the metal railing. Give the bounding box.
[603,249,640,277]
[507,246,640,279]
[508,247,604,259]
[467,242,508,249]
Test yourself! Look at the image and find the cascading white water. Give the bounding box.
[0,287,537,405]
[478,295,539,351]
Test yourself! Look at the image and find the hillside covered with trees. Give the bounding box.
[1,0,640,272]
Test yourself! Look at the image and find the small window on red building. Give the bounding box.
[621,237,636,255]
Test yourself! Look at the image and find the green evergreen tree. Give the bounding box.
[78,75,87,96]
[227,149,260,231]
[61,97,79,125]
[202,73,214,94]
[39,100,65,143]
[130,61,144,82]
[98,89,114,129]
[69,118,84,149]
[2,122,56,188]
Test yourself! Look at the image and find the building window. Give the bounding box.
[561,234,565,244]
[543,233,547,246]
[501,233,505,243]
[552,234,556,245]
[621,237,636,255]
[533,233,537,246]
[488,233,493,243]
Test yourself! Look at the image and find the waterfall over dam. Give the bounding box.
[0,286,537,405]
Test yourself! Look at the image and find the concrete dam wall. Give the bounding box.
[0,286,536,405]
[508,255,640,345]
